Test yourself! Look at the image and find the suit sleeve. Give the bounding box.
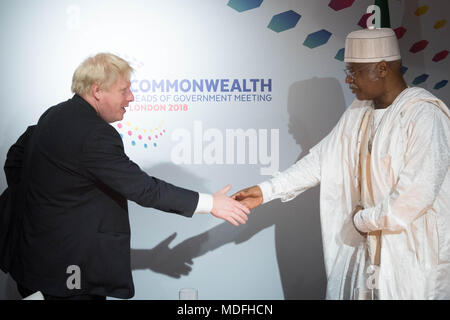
[354,103,449,232]
[80,124,199,217]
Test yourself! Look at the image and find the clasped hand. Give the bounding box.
[231,185,263,210]
[211,185,251,226]
[211,185,264,226]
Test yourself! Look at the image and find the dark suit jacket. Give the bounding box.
[0,125,35,274]
[3,94,199,299]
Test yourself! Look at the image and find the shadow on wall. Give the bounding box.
[0,272,21,300]
[130,162,209,279]
[4,275,21,299]
[0,77,347,299]
[130,77,347,299]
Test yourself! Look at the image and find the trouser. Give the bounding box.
[17,283,106,300]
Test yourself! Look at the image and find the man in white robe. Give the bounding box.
[233,28,450,300]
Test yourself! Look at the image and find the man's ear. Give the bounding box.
[376,61,388,78]
[91,83,102,101]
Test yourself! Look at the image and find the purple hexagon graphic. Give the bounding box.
[432,50,449,62]
[358,13,372,28]
[303,29,332,49]
[267,10,301,33]
[328,0,355,11]
[394,27,407,39]
[410,40,429,53]
[227,0,263,12]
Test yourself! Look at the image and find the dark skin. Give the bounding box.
[345,60,408,109]
[231,60,409,233]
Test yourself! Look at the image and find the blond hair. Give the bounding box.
[71,53,134,96]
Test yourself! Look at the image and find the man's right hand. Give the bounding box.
[211,185,251,226]
[231,185,263,210]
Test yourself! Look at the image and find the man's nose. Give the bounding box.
[128,92,134,102]
[345,75,353,84]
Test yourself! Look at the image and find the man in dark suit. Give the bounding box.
[0,53,250,300]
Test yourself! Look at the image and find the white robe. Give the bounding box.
[259,87,450,299]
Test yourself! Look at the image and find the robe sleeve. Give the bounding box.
[354,103,449,232]
[257,109,347,204]
[258,144,322,204]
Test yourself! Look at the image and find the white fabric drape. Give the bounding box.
[259,87,450,299]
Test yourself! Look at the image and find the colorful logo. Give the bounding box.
[116,121,167,149]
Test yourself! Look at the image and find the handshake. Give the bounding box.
[210,185,264,226]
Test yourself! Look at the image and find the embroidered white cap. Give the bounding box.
[344,27,401,63]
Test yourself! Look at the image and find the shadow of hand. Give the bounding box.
[131,233,192,278]
[131,232,209,278]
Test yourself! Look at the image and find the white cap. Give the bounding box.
[344,27,401,63]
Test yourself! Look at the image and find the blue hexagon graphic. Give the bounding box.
[267,10,301,33]
[303,29,332,49]
[334,48,345,61]
[412,74,429,85]
[400,66,408,75]
[434,80,448,90]
[227,0,263,12]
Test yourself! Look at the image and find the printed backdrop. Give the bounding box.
[0,0,448,299]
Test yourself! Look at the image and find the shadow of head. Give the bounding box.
[130,78,347,299]
[287,77,346,158]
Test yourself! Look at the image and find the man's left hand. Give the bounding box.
[352,205,367,237]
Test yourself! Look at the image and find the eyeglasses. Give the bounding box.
[344,64,376,80]
[344,68,358,79]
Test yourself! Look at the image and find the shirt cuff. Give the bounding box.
[257,181,273,204]
[194,193,214,214]
[353,210,372,233]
